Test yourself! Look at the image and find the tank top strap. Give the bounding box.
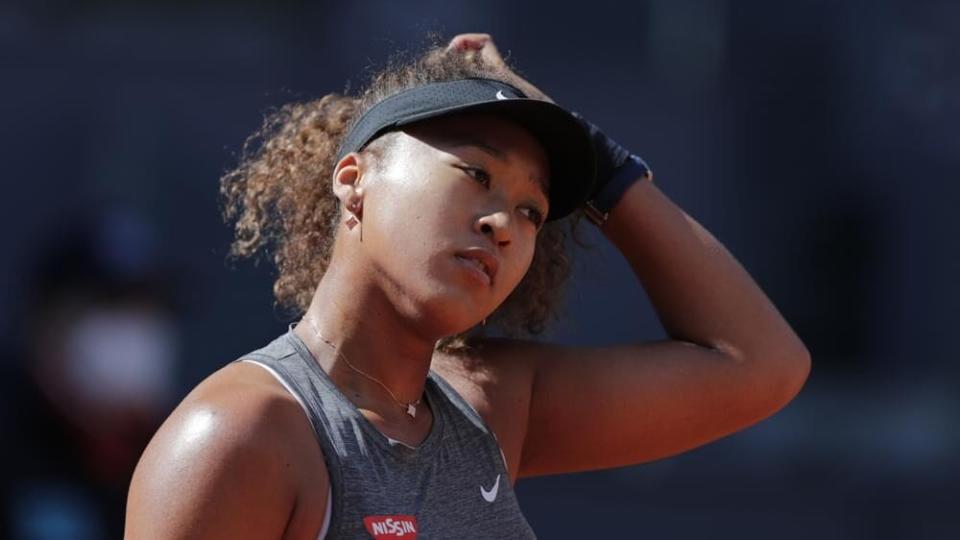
[235,331,349,536]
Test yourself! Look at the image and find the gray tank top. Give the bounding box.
[235,330,537,539]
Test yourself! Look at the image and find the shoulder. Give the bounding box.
[149,361,315,464]
[432,336,554,390]
[126,361,329,539]
[431,336,543,411]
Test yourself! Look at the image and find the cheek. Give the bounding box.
[369,196,435,262]
[498,239,537,294]
[370,177,461,241]
[363,172,464,275]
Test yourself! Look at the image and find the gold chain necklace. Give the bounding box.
[302,316,422,418]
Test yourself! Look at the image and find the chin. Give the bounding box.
[386,261,502,337]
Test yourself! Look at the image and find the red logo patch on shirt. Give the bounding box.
[363,515,418,539]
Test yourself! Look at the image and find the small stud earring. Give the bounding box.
[345,216,358,230]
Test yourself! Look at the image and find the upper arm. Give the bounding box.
[517,339,810,478]
[125,363,327,539]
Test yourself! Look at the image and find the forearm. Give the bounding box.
[600,177,809,366]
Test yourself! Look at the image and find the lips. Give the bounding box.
[454,248,499,286]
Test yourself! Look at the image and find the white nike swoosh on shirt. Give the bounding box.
[480,474,500,502]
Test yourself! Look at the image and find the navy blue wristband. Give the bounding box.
[571,112,652,226]
[583,154,652,226]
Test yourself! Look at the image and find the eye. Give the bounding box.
[521,206,545,228]
[458,165,491,187]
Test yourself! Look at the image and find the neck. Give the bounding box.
[294,250,441,422]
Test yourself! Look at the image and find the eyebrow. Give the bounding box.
[447,136,507,162]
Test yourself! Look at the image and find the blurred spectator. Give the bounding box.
[1,209,181,540]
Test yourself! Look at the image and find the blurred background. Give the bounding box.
[1,0,957,538]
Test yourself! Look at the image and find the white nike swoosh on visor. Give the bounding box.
[495,90,508,100]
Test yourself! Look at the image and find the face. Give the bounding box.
[339,113,551,336]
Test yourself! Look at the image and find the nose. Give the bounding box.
[475,210,511,247]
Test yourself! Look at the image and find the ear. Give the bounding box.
[332,152,365,214]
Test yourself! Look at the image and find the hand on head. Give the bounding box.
[445,33,555,104]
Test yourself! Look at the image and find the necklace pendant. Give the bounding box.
[406,403,417,418]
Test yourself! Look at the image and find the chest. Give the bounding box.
[325,435,534,539]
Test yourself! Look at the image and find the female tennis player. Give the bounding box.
[125,33,810,539]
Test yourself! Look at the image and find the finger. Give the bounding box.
[446,33,492,52]
[478,40,505,66]
[446,34,507,70]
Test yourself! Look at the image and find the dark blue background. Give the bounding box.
[2,0,958,538]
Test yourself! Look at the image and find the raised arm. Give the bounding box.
[437,32,810,479]
[604,177,810,370]
[518,175,811,477]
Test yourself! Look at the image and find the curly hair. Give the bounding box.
[220,41,590,352]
